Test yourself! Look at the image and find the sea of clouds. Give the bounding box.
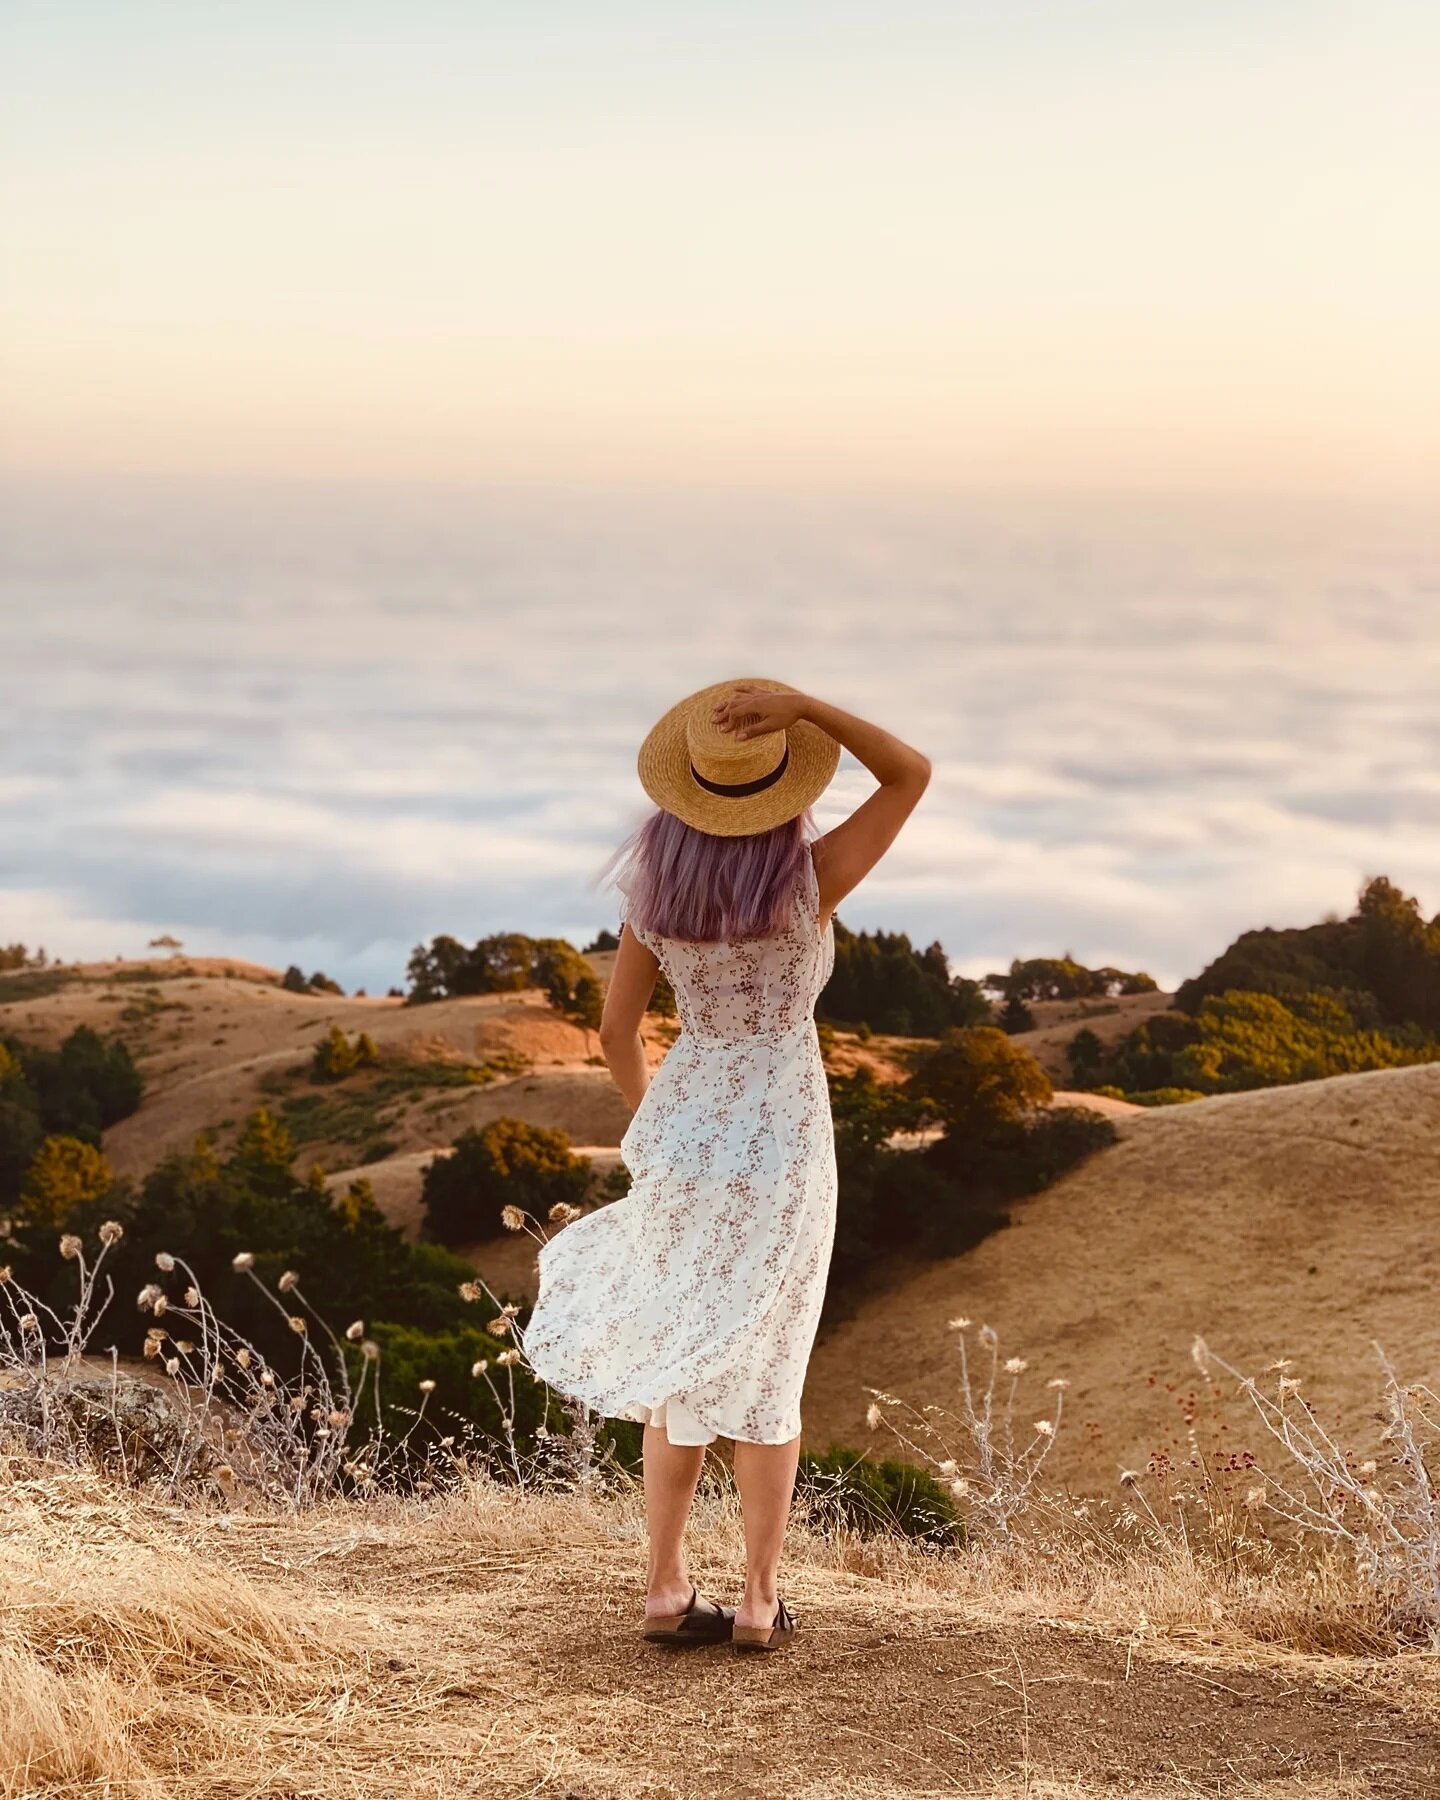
[3,477,1437,996]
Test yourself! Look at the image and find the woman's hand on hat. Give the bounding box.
[711,687,805,740]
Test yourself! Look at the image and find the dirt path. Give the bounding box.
[211,1514,1440,1800]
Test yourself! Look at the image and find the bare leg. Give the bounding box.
[731,1433,801,1630]
[642,1420,707,1617]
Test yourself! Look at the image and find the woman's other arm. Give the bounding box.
[598,926,658,1111]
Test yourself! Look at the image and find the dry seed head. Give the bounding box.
[496,1348,521,1367]
[486,1316,512,1337]
[260,1368,276,1387]
[978,1324,998,1347]
[864,1402,883,1431]
[471,1359,489,1377]
[1034,1419,1055,1437]
[418,1378,437,1394]
[137,1283,164,1312]
[937,1458,959,1476]
[0,1265,11,1284]
[184,1287,199,1308]
[235,1347,251,1369]
[1244,1484,1267,1510]
[1359,1459,1378,1477]
[948,1477,969,1499]
[1119,1469,1141,1486]
[947,1316,972,1331]
[173,1339,196,1355]
[18,1312,39,1334]
[458,1281,481,1303]
[278,1270,299,1293]
[500,1205,525,1232]
[1046,1377,1070,1390]
[361,1339,379,1360]
[1003,1356,1028,1375]
[59,1234,83,1261]
[164,1357,180,1375]
[288,1315,307,1335]
[1190,1336,1210,1373]
[232,1251,255,1272]
[142,1336,160,1359]
[502,1303,520,1317]
[345,1320,364,1341]
[155,1252,176,1272]
[99,1219,123,1246]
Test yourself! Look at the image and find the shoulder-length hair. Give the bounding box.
[600,806,815,944]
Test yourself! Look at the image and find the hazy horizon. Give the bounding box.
[4,473,1438,995]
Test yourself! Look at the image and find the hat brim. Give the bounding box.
[636,677,841,837]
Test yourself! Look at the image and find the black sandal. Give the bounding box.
[733,1597,797,1653]
[641,1583,736,1645]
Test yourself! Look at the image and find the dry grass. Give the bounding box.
[3,1455,1439,1799]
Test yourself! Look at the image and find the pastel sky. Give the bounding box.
[3,1,1438,495]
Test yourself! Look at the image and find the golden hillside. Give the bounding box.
[802,1062,1440,1491]
[0,957,914,1241]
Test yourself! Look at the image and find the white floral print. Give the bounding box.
[523,840,837,1444]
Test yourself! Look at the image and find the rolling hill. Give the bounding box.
[801,1060,1440,1491]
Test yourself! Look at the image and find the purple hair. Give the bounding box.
[600,807,815,944]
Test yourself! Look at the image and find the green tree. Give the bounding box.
[421,1117,591,1245]
[0,1100,43,1208]
[20,1135,119,1228]
[911,1027,1053,1141]
[228,1107,298,1199]
[536,944,605,1049]
[1065,1027,1104,1087]
[998,993,1035,1035]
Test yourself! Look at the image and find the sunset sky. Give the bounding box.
[4,1,1437,496]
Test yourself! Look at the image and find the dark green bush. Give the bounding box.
[421,1117,590,1245]
[796,1443,964,1546]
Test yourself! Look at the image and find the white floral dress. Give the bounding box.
[523,841,838,1445]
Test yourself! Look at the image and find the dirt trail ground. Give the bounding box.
[5,1470,1439,1799]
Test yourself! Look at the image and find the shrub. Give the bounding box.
[1065,1026,1104,1084]
[311,1025,380,1082]
[796,1443,965,1546]
[421,1118,590,1246]
[911,1027,1053,1139]
[997,993,1035,1035]
[1123,1086,1206,1107]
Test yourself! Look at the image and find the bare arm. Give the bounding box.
[711,686,930,915]
[598,925,659,1112]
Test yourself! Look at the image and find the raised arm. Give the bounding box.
[710,687,930,915]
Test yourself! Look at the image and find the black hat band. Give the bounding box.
[690,744,790,797]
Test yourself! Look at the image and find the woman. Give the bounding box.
[523,678,930,1651]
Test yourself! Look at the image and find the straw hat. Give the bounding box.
[636,676,841,837]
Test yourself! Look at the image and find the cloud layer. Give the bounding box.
[3,479,1437,994]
